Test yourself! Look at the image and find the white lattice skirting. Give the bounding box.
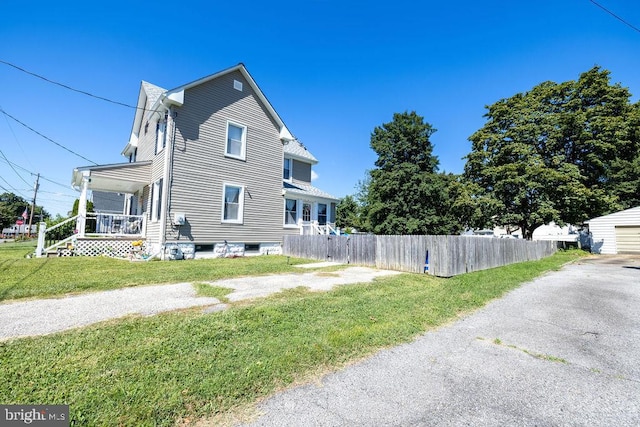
[75,239,146,258]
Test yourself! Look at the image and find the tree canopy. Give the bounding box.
[335,194,362,232]
[361,111,463,235]
[0,193,28,230]
[464,66,640,238]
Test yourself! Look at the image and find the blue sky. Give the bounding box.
[1,1,640,217]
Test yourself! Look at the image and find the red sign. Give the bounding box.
[16,220,24,225]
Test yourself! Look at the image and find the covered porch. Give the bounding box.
[35,161,152,257]
[282,181,340,236]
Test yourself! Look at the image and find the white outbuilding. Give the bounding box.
[586,206,640,254]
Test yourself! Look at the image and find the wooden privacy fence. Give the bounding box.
[283,235,557,277]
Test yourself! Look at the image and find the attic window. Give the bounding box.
[233,80,243,91]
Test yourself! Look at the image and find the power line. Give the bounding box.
[0,174,29,199]
[0,59,140,110]
[0,156,73,189]
[1,103,35,171]
[0,147,31,186]
[0,107,97,165]
[589,0,640,34]
[39,175,73,189]
[38,191,76,198]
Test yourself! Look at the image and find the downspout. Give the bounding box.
[158,104,174,259]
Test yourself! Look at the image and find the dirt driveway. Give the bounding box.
[237,255,640,426]
[0,266,399,341]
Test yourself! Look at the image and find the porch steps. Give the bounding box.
[46,248,75,257]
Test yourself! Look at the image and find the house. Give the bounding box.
[2,224,37,238]
[39,64,339,258]
[585,206,640,254]
[531,222,585,249]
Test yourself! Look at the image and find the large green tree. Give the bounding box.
[0,192,31,230]
[362,111,463,235]
[465,67,640,238]
[335,195,362,232]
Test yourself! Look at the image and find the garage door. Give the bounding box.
[615,226,640,254]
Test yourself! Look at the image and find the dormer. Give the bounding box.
[283,140,318,184]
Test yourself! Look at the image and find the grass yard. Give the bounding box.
[0,240,311,301]
[0,247,586,426]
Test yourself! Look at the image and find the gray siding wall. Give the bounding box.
[292,160,311,184]
[165,70,286,244]
[133,99,169,246]
[91,163,150,182]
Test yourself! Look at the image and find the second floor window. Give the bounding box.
[283,158,291,180]
[155,121,166,154]
[226,122,247,160]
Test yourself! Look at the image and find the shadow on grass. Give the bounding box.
[0,259,49,301]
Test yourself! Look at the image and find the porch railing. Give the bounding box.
[35,213,145,257]
[299,220,338,235]
[85,213,145,237]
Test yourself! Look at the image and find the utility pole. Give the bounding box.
[28,173,39,238]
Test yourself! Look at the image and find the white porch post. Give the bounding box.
[35,222,46,258]
[76,173,89,237]
[298,218,304,235]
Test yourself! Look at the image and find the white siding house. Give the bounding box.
[586,206,640,254]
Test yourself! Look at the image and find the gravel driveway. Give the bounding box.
[236,255,640,427]
[0,266,399,341]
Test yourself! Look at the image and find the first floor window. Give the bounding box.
[222,184,244,223]
[285,199,297,225]
[152,178,163,222]
[318,203,327,225]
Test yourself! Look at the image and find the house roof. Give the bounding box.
[164,63,294,141]
[586,206,640,224]
[141,81,166,108]
[122,81,168,156]
[123,63,299,156]
[284,140,318,164]
[72,161,152,194]
[283,181,339,201]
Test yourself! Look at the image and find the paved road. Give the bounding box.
[239,256,640,427]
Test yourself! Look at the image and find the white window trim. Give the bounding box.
[221,183,245,224]
[151,179,163,223]
[317,202,328,225]
[284,197,299,228]
[225,121,247,160]
[283,157,292,181]
[155,120,166,155]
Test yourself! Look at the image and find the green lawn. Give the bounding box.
[0,240,311,301]
[0,246,586,426]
